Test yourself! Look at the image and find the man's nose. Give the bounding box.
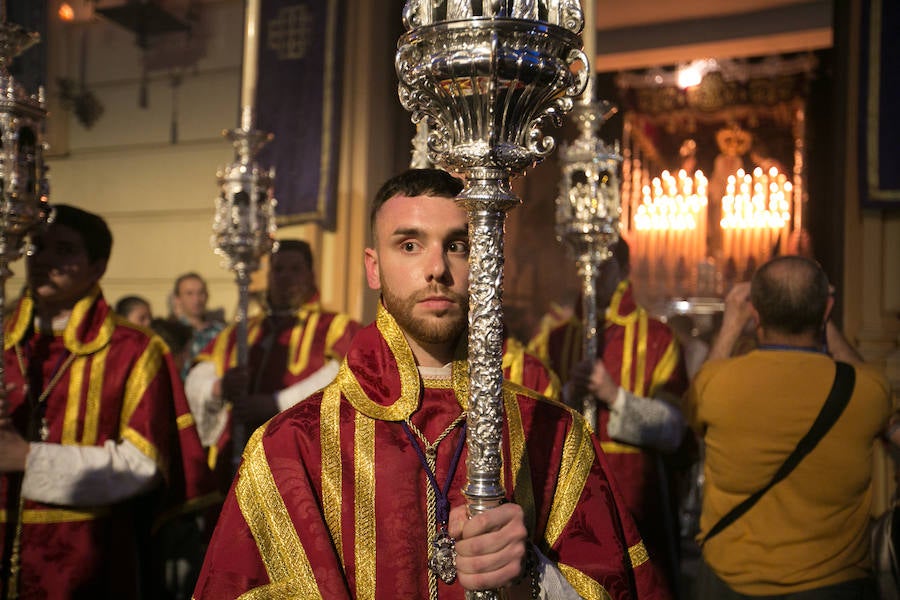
[425,247,451,283]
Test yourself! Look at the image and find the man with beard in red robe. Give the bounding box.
[194,169,670,599]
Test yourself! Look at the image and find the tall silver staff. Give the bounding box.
[555,0,622,429]
[397,2,587,597]
[212,0,277,471]
[0,3,51,595]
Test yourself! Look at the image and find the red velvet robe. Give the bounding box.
[195,306,669,599]
[0,287,215,599]
[528,280,689,589]
[194,299,360,485]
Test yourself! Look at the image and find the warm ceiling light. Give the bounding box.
[58,2,75,22]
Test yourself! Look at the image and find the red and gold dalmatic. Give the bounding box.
[0,287,215,598]
[194,298,360,478]
[529,279,688,588]
[501,337,561,401]
[194,306,669,600]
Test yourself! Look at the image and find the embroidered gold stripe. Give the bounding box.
[5,294,32,350]
[0,507,109,524]
[289,311,318,375]
[63,357,87,444]
[628,540,650,568]
[64,286,115,355]
[502,339,525,386]
[621,317,635,394]
[207,445,219,471]
[504,388,535,536]
[82,345,109,445]
[649,338,680,397]
[123,427,162,468]
[324,313,351,358]
[544,414,594,547]
[236,426,321,598]
[121,338,164,428]
[600,440,641,454]
[354,413,376,600]
[321,383,344,563]
[558,563,614,600]
[176,412,195,431]
[635,310,649,396]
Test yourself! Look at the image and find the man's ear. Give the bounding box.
[822,294,835,325]
[364,248,381,291]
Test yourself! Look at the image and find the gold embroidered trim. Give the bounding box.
[235,426,322,598]
[421,377,452,389]
[63,357,86,444]
[649,338,680,397]
[121,337,164,428]
[451,360,469,410]
[122,427,161,468]
[64,286,115,355]
[600,441,641,454]
[628,540,650,569]
[324,313,351,358]
[288,311,318,376]
[557,563,614,600]
[207,445,218,471]
[321,383,344,563]
[5,294,32,350]
[620,312,636,393]
[237,578,316,600]
[504,388,535,536]
[635,310,649,396]
[176,413,196,431]
[354,412,376,600]
[338,306,419,421]
[544,414,594,547]
[503,338,525,386]
[606,280,636,327]
[0,507,109,524]
[83,345,109,445]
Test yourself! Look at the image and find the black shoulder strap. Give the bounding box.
[701,361,855,546]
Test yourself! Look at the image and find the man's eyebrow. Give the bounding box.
[389,227,422,238]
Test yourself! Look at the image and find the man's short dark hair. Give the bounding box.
[370,169,464,235]
[51,204,112,263]
[274,239,313,269]
[751,255,830,336]
[173,272,206,297]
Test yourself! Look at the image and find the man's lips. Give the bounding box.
[417,296,458,310]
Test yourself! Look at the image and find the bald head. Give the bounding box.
[751,256,830,336]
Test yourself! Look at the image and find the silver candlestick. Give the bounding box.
[0,8,51,597]
[397,2,588,597]
[555,0,622,430]
[212,0,277,472]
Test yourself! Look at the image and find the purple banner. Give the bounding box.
[254,0,344,227]
[860,0,900,208]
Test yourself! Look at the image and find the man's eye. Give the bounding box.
[402,242,417,252]
[448,241,468,254]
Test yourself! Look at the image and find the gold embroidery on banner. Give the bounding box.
[289,311,318,376]
[557,563,614,600]
[504,389,535,536]
[635,310,649,397]
[628,540,650,568]
[354,413,376,600]
[340,306,420,421]
[600,441,641,454]
[321,384,344,563]
[649,338,680,398]
[121,338,164,428]
[63,357,86,444]
[236,426,322,598]
[324,313,351,358]
[83,345,109,445]
[176,413,195,431]
[544,416,594,547]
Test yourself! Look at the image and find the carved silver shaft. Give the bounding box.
[577,257,599,429]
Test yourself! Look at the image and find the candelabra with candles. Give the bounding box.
[555,96,622,429]
[396,1,588,597]
[633,169,709,296]
[212,0,277,471]
[0,9,51,597]
[720,166,792,280]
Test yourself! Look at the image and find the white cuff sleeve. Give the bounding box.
[22,439,160,506]
[185,361,229,447]
[275,359,340,412]
[606,387,686,453]
[534,545,583,599]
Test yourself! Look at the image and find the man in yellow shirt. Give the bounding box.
[686,256,890,599]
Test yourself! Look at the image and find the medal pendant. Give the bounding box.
[428,530,457,584]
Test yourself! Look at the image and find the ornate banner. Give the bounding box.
[254,0,343,227]
[860,0,900,208]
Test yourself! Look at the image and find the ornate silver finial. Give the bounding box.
[397,3,587,597]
